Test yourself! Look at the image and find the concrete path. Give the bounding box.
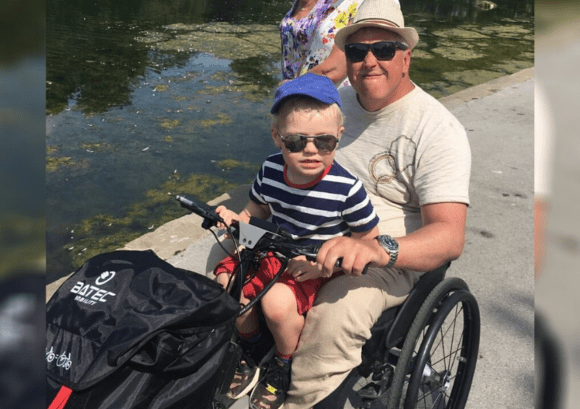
[47,69,535,409]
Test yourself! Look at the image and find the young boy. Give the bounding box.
[213,73,379,409]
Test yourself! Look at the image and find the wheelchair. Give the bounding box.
[317,263,481,409]
[176,195,480,409]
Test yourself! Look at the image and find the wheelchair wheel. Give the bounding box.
[387,278,480,409]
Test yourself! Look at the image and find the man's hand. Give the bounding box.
[316,236,387,277]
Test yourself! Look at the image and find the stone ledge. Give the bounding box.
[438,67,534,110]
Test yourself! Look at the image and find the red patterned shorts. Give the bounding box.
[214,252,334,316]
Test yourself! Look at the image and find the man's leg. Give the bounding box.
[284,268,416,409]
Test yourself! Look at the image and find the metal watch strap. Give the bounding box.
[376,235,399,269]
[385,249,398,268]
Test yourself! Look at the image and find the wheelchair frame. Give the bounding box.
[317,264,480,409]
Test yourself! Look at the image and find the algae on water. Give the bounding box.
[47,156,74,172]
[159,118,181,130]
[144,22,280,61]
[214,159,259,173]
[191,113,232,128]
[54,173,239,274]
[79,142,113,152]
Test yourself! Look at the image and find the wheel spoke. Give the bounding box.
[448,332,464,374]
[429,344,463,368]
[415,383,447,409]
[430,304,462,356]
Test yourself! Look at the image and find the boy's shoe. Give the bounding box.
[239,330,275,366]
[226,358,261,400]
[249,356,291,409]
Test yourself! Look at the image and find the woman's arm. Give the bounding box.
[306,45,348,85]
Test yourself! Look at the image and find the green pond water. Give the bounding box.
[46,0,533,282]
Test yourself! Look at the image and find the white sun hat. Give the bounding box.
[334,0,419,50]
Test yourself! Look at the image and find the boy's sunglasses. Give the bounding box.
[344,41,408,63]
[276,130,340,153]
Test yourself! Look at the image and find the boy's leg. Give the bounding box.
[236,292,260,336]
[205,234,237,277]
[261,283,304,356]
[227,294,263,400]
[250,283,302,409]
[283,268,418,409]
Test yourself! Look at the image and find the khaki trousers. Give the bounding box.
[283,267,420,409]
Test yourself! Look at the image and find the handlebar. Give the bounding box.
[175,194,367,272]
[176,195,224,230]
[176,194,319,260]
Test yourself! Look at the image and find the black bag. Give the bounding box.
[46,250,240,409]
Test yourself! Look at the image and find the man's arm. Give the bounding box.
[396,202,466,270]
[316,202,467,276]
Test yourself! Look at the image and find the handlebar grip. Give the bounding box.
[333,258,369,275]
[303,244,371,275]
[175,195,224,229]
[306,248,369,275]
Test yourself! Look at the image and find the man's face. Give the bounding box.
[346,28,412,112]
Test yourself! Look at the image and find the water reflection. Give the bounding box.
[46,0,533,281]
[0,57,46,276]
[0,2,46,406]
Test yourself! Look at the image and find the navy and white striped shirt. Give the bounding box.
[249,153,379,246]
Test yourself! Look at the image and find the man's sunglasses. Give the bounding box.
[276,130,340,153]
[344,41,408,63]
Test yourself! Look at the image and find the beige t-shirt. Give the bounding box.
[335,84,471,239]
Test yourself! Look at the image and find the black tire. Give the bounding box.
[387,278,480,409]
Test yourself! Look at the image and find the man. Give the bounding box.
[282,0,471,407]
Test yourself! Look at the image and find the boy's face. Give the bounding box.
[272,105,343,185]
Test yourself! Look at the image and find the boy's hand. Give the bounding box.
[215,205,241,229]
[288,256,333,281]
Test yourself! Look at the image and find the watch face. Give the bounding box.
[379,235,398,250]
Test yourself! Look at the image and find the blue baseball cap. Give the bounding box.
[271,73,342,114]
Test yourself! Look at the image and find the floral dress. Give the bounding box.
[280,0,359,85]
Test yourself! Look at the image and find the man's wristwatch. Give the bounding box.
[376,235,399,269]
